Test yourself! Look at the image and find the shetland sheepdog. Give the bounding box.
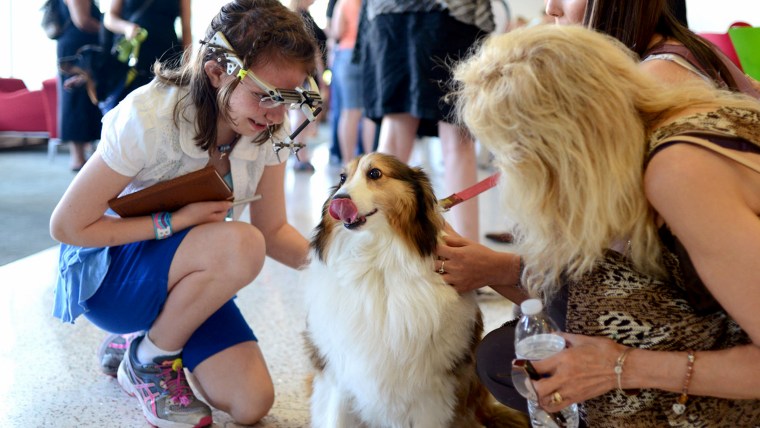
[302,153,525,428]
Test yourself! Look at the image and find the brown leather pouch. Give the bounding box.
[108,166,232,217]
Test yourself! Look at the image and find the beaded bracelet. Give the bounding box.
[151,212,173,240]
[672,351,696,415]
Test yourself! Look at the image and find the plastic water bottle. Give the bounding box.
[514,299,579,428]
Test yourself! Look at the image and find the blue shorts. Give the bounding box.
[84,228,257,371]
[333,48,364,110]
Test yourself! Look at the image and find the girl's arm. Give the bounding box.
[50,153,231,248]
[248,162,310,269]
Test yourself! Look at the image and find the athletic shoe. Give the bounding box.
[117,335,212,428]
[97,333,137,377]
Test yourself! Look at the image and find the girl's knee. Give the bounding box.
[216,223,266,282]
[228,385,274,425]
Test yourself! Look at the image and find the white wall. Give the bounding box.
[686,0,760,32]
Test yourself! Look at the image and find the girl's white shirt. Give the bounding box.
[98,80,288,220]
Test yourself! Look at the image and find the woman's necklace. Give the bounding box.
[217,134,240,158]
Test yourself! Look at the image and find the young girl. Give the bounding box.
[50,1,318,426]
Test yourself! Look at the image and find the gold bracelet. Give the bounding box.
[672,351,696,415]
[614,347,634,393]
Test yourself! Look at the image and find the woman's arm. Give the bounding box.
[179,0,192,50]
[330,0,347,41]
[50,153,232,248]
[529,141,760,410]
[103,0,141,39]
[646,143,760,344]
[248,162,310,269]
[66,0,100,33]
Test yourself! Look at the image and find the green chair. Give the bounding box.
[729,26,760,80]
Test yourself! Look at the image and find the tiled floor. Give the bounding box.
[0,138,514,427]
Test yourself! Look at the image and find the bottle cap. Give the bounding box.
[520,298,543,315]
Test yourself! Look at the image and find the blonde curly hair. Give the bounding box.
[452,25,759,298]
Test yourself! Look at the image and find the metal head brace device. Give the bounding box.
[205,31,323,160]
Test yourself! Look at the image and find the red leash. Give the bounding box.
[438,172,500,211]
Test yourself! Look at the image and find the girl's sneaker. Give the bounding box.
[117,335,212,428]
[97,333,138,377]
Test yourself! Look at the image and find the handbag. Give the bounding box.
[41,0,69,39]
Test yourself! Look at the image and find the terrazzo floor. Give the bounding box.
[0,139,514,427]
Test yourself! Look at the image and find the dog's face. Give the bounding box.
[312,153,443,261]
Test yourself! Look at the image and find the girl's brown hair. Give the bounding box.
[155,0,318,150]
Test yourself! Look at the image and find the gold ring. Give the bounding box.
[550,391,563,405]
[438,260,446,275]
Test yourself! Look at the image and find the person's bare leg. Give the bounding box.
[377,113,419,163]
[192,341,274,425]
[439,121,479,241]
[361,117,377,154]
[148,221,266,351]
[338,108,362,164]
[69,141,87,170]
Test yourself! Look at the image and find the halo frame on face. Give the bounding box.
[205,31,322,113]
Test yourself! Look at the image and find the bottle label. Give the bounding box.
[515,334,566,360]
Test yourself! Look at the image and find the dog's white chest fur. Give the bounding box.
[303,232,480,428]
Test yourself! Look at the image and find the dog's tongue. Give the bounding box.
[329,198,359,223]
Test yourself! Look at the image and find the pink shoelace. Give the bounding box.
[159,358,193,407]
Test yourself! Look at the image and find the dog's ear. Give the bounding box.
[311,172,347,261]
[408,167,443,257]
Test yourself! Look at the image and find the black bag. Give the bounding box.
[41,0,69,39]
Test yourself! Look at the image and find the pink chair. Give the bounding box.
[0,79,48,135]
[698,31,742,70]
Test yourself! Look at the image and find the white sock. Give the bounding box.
[136,334,183,365]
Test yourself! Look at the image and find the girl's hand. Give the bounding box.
[173,200,233,231]
[530,333,626,412]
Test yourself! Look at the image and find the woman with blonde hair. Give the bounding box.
[454,24,760,426]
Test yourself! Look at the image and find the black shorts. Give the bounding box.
[361,10,483,131]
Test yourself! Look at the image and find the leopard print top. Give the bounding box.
[565,107,760,427]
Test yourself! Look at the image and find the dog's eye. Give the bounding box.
[339,173,346,184]
[367,168,382,180]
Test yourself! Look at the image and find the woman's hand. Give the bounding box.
[530,333,626,412]
[435,234,520,294]
[172,200,232,231]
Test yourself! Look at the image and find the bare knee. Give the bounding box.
[217,222,266,285]
[228,384,275,425]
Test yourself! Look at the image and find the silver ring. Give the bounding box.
[438,260,446,275]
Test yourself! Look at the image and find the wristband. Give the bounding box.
[151,212,173,240]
